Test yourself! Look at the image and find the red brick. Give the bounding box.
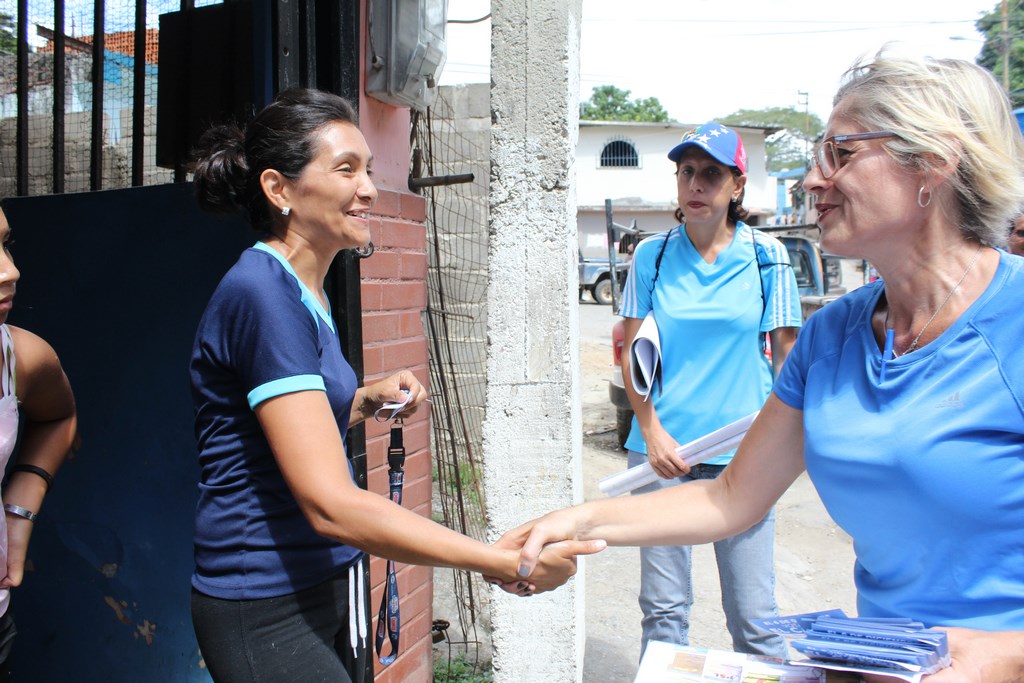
[400,252,428,280]
[360,349,427,379]
[398,193,427,223]
[361,310,424,345]
[361,346,385,376]
[400,477,431,511]
[401,311,425,338]
[379,281,427,311]
[360,282,385,310]
[361,311,403,344]
[359,250,402,279]
[378,339,429,370]
[404,450,432,480]
[373,189,402,219]
[379,221,426,250]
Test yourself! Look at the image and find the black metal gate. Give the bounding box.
[0,1,370,679]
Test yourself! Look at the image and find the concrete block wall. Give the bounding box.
[361,187,435,683]
[0,105,173,198]
[429,83,491,436]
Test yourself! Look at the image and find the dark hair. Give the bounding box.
[191,88,358,231]
[673,167,749,225]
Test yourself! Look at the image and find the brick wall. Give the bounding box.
[361,186,434,683]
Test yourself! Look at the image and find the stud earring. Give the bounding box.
[281,207,291,216]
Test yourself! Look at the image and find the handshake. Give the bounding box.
[482,509,605,597]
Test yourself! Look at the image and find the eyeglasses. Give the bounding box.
[813,131,898,179]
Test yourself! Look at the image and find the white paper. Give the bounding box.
[599,412,758,497]
[629,312,661,402]
[635,641,824,683]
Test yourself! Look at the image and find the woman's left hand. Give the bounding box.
[355,370,429,424]
[0,516,33,589]
[861,627,1024,683]
[920,627,1024,683]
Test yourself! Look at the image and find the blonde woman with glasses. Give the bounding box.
[502,50,1024,683]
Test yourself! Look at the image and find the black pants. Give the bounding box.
[191,575,367,683]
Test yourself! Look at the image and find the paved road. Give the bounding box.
[577,300,857,682]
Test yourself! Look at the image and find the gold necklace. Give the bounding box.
[885,244,983,357]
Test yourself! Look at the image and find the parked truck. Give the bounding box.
[607,225,846,446]
[579,254,629,305]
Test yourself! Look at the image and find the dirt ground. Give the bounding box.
[431,301,859,682]
[577,300,857,682]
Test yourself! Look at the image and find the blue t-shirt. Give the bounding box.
[619,223,802,462]
[190,243,363,599]
[774,252,1024,629]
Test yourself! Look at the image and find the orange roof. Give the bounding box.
[39,29,160,65]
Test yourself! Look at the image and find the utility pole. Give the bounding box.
[797,90,810,163]
[1003,0,1010,91]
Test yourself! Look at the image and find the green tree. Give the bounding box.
[0,13,16,54]
[580,85,671,122]
[719,106,825,173]
[976,1,1024,106]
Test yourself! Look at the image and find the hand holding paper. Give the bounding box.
[599,412,759,497]
[629,312,661,402]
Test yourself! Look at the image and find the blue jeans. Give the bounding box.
[628,451,788,659]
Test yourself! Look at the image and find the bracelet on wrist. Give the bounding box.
[9,464,53,492]
[3,503,37,523]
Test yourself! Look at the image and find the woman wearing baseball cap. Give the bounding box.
[614,122,802,658]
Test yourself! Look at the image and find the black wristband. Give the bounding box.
[9,464,53,491]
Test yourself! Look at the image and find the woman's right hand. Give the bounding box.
[642,423,688,479]
[525,539,605,594]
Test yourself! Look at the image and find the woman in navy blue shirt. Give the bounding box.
[188,89,605,682]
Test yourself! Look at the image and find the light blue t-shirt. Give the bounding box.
[774,251,1024,629]
[619,223,801,462]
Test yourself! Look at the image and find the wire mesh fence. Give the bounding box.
[0,0,186,198]
[415,84,493,664]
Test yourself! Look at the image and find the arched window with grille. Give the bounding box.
[599,138,639,168]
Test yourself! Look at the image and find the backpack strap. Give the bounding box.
[651,227,674,290]
[751,228,793,322]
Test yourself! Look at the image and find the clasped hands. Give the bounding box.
[486,510,598,596]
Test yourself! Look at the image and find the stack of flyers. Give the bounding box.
[753,611,950,683]
[634,642,826,682]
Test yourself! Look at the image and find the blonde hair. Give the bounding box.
[834,49,1024,247]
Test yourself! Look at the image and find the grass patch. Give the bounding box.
[433,654,493,683]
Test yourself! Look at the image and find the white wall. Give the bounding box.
[575,121,776,217]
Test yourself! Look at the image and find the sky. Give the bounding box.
[441,0,1000,125]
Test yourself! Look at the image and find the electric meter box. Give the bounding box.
[366,0,448,111]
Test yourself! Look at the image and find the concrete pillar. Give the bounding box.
[485,0,585,681]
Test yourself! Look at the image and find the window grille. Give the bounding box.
[599,138,638,168]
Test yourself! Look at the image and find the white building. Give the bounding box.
[576,120,777,257]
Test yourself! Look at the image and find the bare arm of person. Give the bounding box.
[256,390,605,592]
[504,393,805,576]
[621,316,688,479]
[769,326,799,378]
[1,326,78,589]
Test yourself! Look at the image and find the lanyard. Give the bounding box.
[375,418,405,665]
